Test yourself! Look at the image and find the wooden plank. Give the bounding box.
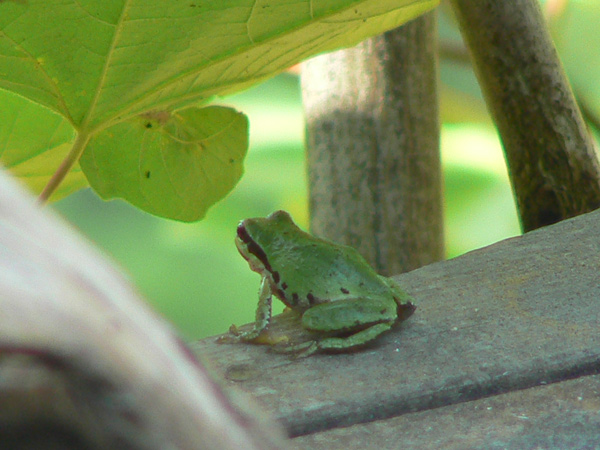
[194,209,600,439]
[290,374,600,449]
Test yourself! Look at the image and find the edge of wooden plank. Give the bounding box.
[290,373,600,449]
[194,209,600,436]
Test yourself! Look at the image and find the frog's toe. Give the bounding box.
[216,324,257,344]
[228,324,242,335]
[271,340,319,358]
[217,324,246,342]
[293,342,319,359]
[216,333,238,344]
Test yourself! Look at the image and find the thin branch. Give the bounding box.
[38,130,91,204]
[450,0,600,231]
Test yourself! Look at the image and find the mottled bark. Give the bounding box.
[451,0,600,231]
[301,13,443,276]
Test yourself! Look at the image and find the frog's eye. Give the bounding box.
[237,223,250,242]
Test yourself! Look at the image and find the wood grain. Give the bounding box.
[196,207,600,444]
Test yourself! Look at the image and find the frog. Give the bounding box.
[219,210,415,358]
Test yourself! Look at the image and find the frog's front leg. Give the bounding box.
[275,297,398,358]
[218,277,272,343]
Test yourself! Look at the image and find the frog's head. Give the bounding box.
[235,210,297,275]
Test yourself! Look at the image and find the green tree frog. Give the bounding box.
[220,210,415,358]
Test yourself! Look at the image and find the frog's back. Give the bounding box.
[268,239,390,306]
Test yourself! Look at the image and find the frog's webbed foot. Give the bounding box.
[217,324,290,347]
[218,277,274,344]
[216,324,265,344]
[272,322,395,358]
[216,325,241,344]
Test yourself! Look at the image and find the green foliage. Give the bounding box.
[0,90,84,201]
[54,75,521,340]
[550,0,600,123]
[80,107,248,221]
[0,0,438,220]
[51,1,600,339]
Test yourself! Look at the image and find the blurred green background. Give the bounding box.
[52,0,600,341]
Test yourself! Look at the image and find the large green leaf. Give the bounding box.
[0,90,85,201]
[0,0,438,219]
[80,106,248,222]
[0,0,438,128]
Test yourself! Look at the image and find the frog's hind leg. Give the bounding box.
[274,322,394,358]
[274,297,398,357]
[316,322,394,353]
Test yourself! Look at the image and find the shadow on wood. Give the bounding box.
[196,208,600,448]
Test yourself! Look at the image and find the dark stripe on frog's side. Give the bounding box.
[273,282,288,303]
[340,287,350,294]
[283,291,317,309]
[272,286,288,303]
[237,223,274,273]
[237,224,281,283]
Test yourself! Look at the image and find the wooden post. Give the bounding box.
[301,13,443,275]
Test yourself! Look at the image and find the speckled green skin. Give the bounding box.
[224,210,415,357]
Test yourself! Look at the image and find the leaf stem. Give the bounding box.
[38,130,91,204]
